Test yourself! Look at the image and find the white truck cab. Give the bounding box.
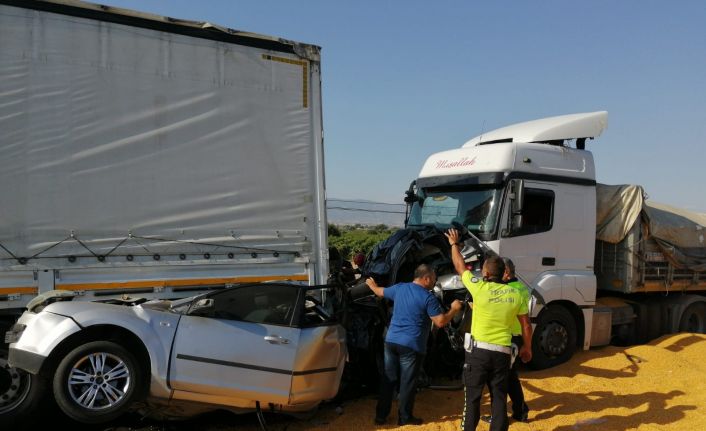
[408,111,608,368]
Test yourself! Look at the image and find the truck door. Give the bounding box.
[500,181,559,285]
[168,284,303,406]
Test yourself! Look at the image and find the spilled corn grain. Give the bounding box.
[230,333,706,431]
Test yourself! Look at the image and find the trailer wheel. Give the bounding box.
[53,341,141,424]
[633,302,663,343]
[530,305,577,370]
[679,302,706,333]
[0,352,47,428]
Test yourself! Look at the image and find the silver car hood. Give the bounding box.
[43,300,179,326]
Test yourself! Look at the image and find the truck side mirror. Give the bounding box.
[506,179,525,235]
[404,180,421,227]
[403,180,419,204]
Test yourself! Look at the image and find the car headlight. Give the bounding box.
[4,323,26,344]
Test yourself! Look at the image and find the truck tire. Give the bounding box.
[633,302,650,344]
[53,341,142,424]
[0,351,47,428]
[678,302,706,333]
[530,305,577,370]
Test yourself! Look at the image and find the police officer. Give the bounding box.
[445,229,532,431]
[481,257,531,424]
[503,257,531,421]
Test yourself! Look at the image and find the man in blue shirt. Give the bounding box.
[366,264,463,426]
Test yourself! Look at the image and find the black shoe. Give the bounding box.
[511,411,529,422]
[374,417,386,425]
[398,416,424,426]
[480,415,492,424]
[512,403,530,422]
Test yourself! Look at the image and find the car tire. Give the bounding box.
[52,341,141,424]
[0,351,48,429]
[529,305,577,370]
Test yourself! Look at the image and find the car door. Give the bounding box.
[168,283,303,406]
[288,288,347,405]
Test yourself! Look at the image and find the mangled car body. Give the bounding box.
[8,284,345,423]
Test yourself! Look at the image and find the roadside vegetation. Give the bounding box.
[328,224,398,260]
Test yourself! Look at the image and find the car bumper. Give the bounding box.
[8,346,46,375]
[8,310,82,374]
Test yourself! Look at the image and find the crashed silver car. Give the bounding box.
[7,283,346,424]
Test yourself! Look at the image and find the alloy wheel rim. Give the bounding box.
[67,352,131,410]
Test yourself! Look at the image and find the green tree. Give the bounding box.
[328,223,341,237]
[328,224,397,260]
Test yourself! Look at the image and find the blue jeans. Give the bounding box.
[376,342,422,422]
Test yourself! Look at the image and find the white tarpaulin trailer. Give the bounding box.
[0,0,328,307]
[596,184,706,272]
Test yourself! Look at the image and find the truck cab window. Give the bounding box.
[516,188,554,235]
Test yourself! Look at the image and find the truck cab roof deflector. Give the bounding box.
[462,111,608,147]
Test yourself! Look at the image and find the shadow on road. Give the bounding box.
[524,381,696,431]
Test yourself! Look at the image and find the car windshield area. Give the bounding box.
[407,187,502,239]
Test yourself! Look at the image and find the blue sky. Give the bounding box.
[101,1,706,213]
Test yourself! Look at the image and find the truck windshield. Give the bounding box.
[407,187,502,238]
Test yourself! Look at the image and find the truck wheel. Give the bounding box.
[679,302,706,333]
[53,341,141,424]
[530,306,577,370]
[634,302,656,343]
[0,352,47,428]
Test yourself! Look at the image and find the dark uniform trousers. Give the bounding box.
[508,335,529,419]
[480,335,529,423]
[462,348,511,431]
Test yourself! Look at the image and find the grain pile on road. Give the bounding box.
[226,333,706,431]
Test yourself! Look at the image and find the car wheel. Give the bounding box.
[530,305,577,370]
[0,352,48,428]
[53,341,141,424]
